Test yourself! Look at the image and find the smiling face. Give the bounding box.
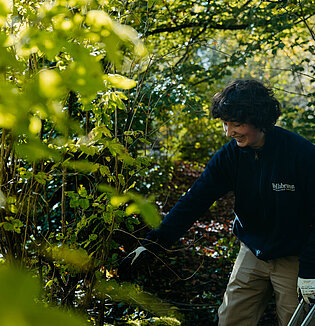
[222,121,266,148]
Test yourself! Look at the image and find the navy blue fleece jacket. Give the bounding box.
[146,126,315,278]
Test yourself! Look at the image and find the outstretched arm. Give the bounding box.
[145,145,236,249]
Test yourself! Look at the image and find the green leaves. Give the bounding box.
[63,160,99,173]
[96,278,180,318]
[85,10,113,30]
[39,70,65,98]
[125,192,161,228]
[105,74,137,89]
[99,185,161,228]
[14,139,62,162]
[0,0,163,324]
[0,267,86,326]
[0,0,10,25]
[46,245,92,271]
[0,0,146,164]
[0,217,23,233]
[84,9,147,65]
[67,185,92,209]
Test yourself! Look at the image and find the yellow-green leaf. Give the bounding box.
[0,0,10,18]
[63,160,99,173]
[39,70,64,98]
[45,280,54,288]
[105,74,137,89]
[85,10,113,30]
[29,116,42,134]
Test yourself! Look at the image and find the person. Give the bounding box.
[118,79,315,325]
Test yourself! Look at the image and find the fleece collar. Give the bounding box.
[237,126,277,156]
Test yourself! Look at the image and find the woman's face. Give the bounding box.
[222,121,265,148]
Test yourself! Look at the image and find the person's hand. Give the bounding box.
[117,246,151,281]
[297,277,315,304]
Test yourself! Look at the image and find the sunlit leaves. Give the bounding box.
[61,44,105,101]
[0,0,171,323]
[39,70,65,98]
[46,245,92,271]
[29,116,42,134]
[0,0,10,14]
[104,139,135,165]
[17,29,67,60]
[0,81,29,133]
[0,267,86,326]
[2,2,146,163]
[105,74,137,89]
[89,125,112,139]
[0,0,10,25]
[96,278,180,318]
[0,32,22,70]
[99,184,161,228]
[85,9,147,64]
[0,107,16,129]
[86,10,113,30]
[63,159,99,173]
[14,139,61,162]
[0,0,146,163]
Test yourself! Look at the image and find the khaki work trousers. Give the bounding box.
[218,243,300,326]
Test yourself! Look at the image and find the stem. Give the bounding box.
[98,298,105,326]
[21,163,35,263]
[114,106,119,191]
[144,93,153,156]
[85,111,90,134]
[0,129,6,188]
[0,131,8,254]
[61,166,67,236]
[21,194,31,263]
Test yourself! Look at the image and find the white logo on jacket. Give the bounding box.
[272,183,295,192]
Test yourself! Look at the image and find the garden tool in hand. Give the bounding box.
[117,246,152,281]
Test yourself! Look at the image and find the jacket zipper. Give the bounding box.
[254,151,261,191]
[255,151,265,219]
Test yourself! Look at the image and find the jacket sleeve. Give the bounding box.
[298,142,315,278]
[144,144,236,250]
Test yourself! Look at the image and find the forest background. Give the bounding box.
[0,0,314,325]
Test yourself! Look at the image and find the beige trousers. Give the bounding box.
[218,243,300,326]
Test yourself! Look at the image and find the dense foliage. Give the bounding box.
[0,0,314,325]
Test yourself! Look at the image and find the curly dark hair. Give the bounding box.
[211,79,281,131]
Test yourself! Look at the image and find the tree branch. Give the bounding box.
[272,86,308,97]
[144,21,249,36]
[297,0,315,42]
[174,27,208,67]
